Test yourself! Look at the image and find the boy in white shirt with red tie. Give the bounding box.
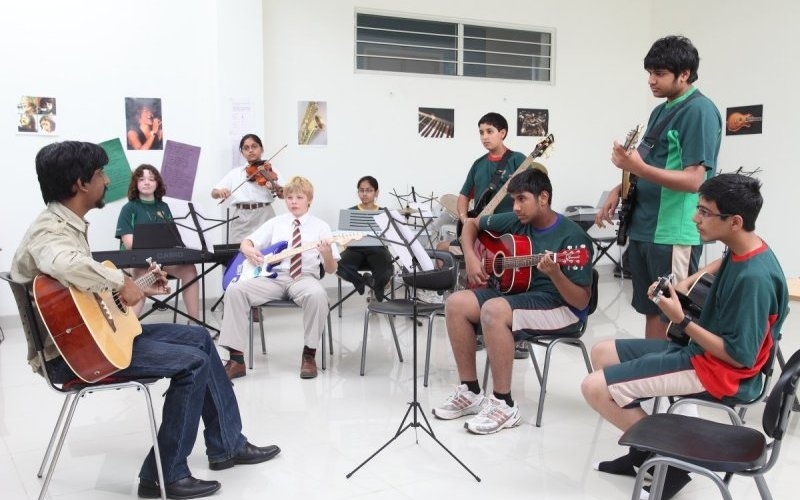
[218,176,339,380]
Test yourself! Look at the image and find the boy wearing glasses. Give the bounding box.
[583,173,788,499]
[595,35,722,339]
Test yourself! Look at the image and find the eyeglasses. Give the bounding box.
[358,188,375,194]
[696,206,732,219]
[241,145,261,152]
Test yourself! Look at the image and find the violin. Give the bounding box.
[245,160,278,187]
[217,144,288,205]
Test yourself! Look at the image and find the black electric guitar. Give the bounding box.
[456,134,555,237]
[652,272,714,345]
[615,125,643,245]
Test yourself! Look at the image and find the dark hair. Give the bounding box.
[644,35,700,83]
[239,133,263,150]
[35,141,108,204]
[128,164,166,201]
[698,173,762,231]
[478,112,509,134]
[507,168,553,206]
[357,175,379,191]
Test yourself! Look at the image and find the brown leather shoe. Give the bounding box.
[224,359,246,380]
[300,353,318,379]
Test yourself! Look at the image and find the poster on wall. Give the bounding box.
[160,140,201,201]
[725,104,763,136]
[17,96,57,135]
[98,138,133,203]
[125,97,164,150]
[517,108,549,137]
[297,100,327,145]
[418,107,454,138]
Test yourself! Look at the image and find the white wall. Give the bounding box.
[2,1,798,317]
[0,0,264,316]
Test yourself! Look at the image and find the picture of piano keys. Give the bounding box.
[418,107,454,138]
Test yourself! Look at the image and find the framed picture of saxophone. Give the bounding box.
[725,104,763,136]
[297,100,328,145]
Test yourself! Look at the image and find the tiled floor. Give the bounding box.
[1,269,799,499]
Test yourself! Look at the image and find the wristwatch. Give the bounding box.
[677,314,693,331]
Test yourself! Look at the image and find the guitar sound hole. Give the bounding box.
[493,256,505,274]
[112,292,128,314]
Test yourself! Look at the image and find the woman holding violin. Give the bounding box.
[211,133,283,242]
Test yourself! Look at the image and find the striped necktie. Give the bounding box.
[289,219,302,278]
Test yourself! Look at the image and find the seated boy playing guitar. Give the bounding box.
[432,168,594,435]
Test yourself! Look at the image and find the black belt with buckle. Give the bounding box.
[235,202,269,210]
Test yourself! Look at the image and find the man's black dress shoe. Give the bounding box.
[209,442,281,471]
[138,476,221,499]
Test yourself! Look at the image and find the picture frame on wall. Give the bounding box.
[517,108,549,137]
[725,104,763,135]
[125,97,164,150]
[418,107,454,138]
[17,96,57,135]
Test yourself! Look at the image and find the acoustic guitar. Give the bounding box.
[615,124,643,245]
[474,230,589,294]
[33,260,162,383]
[652,272,714,345]
[456,134,555,237]
[223,232,363,288]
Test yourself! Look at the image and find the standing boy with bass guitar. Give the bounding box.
[11,141,281,499]
[595,35,722,340]
[583,173,788,499]
[432,169,593,434]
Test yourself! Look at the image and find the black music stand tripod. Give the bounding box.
[345,208,480,482]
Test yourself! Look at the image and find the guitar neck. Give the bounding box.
[477,135,553,219]
[265,241,321,265]
[493,252,550,270]
[478,155,533,218]
[263,235,356,265]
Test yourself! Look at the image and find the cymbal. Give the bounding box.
[397,207,415,216]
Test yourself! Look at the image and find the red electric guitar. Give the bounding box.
[474,231,589,294]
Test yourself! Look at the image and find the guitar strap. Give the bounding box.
[475,149,512,207]
[637,90,702,161]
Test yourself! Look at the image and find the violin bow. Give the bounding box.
[218,144,288,205]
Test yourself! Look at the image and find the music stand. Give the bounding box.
[345,207,480,482]
[150,202,232,330]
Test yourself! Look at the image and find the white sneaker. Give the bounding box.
[432,384,486,420]
[464,395,521,434]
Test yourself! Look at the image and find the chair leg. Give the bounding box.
[327,312,333,355]
[482,355,490,394]
[337,277,343,318]
[248,308,255,370]
[140,384,167,500]
[320,314,328,371]
[387,316,403,362]
[423,312,435,387]
[360,309,371,376]
[38,390,82,500]
[259,309,266,355]
[535,342,560,427]
[38,394,73,478]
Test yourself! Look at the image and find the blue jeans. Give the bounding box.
[48,324,247,483]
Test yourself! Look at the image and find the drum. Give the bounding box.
[433,194,459,242]
[438,193,459,218]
